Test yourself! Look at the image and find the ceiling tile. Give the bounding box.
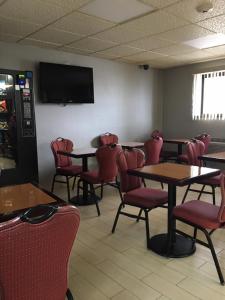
[126,36,174,50]
[79,0,154,23]
[0,17,42,37]
[40,0,92,9]
[0,33,21,43]
[206,44,225,56]
[19,38,60,49]
[138,0,180,9]
[96,45,143,57]
[0,0,70,26]
[122,10,188,35]
[69,37,117,52]
[164,0,225,23]
[198,14,225,34]
[157,24,214,43]
[28,28,83,45]
[91,52,118,59]
[60,46,93,55]
[50,11,115,35]
[171,49,215,62]
[123,51,167,62]
[154,44,200,55]
[93,24,149,43]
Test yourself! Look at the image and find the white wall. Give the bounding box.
[0,42,163,187]
[163,58,225,139]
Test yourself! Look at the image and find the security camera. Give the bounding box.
[143,64,149,70]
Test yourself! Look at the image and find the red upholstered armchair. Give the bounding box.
[77,144,121,216]
[51,137,82,201]
[112,148,168,247]
[151,130,177,161]
[182,139,221,204]
[99,132,118,146]
[173,174,225,285]
[0,204,80,299]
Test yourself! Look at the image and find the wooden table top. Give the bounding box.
[120,142,144,149]
[0,183,58,215]
[163,138,190,145]
[58,147,97,158]
[128,162,220,186]
[199,151,225,163]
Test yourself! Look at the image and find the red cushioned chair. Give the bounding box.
[99,132,118,146]
[178,133,211,164]
[182,139,221,204]
[173,174,225,285]
[77,144,121,216]
[51,137,82,201]
[151,130,177,161]
[111,148,168,247]
[0,204,80,299]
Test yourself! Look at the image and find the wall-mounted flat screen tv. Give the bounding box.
[39,62,94,103]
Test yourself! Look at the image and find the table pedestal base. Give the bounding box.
[148,233,196,258]
[69,195,101,206]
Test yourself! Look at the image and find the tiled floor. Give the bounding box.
[54,180,225,300]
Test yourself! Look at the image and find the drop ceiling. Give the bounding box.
[1,0,225,69]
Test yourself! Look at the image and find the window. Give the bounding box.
[192,70,225,120]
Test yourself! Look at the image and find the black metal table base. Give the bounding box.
[148,233,196,258]
[69,195,101,206]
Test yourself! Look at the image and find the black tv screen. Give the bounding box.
[39,62,94,103]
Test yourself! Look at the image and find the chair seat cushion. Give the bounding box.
[80,171,100,184]
[177,154,188,163]
[173,200,221,229]
[56,165,82,176]
[196,173,221,186]
[124,188,167,209]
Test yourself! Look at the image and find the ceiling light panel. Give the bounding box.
[138,0,180,9]
[123,10,188,35]
[157,24,214,43]
[184,33,225,49]
[69,37,118,52]
[126,36,174,50]
[28,28,83,45]
[51,11,115,36]
[198,14,225,34]
[164,0,225,23]
[80,0,155,23]
[0,0,70,26]
[93,24,149,43]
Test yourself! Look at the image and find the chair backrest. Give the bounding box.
[0,204,80,300]
[116,148,145,193]
[99,132,118,146]
[218,174,225,223]
[195,133,211,154]
[151,129,163,138]
[186,139,205,166]
[51,137,73,168]
[96,144,122,182]
[144,136,163,165]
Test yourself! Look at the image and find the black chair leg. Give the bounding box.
[160,182,164,189]
[100,183,104,199]
[182,184,191,203]
[144,209,150,248]
[90,184,100,216]
[197,185,205,200]
[212,186,216,205]
[142,178,146,187]
[136,209,143,222]
[51,174,56,193]
[66,288,74,300]
[77,178,82,199]
[72,176,76,190]
[66,176,71,202]
[203,228,225,285]
[112,203,123,233]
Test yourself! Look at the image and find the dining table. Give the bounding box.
[0,182,63,222]
[120,141,144,149]
[163,138,190,155]
[199,151,225,164]
[57,147,98,205]
[128,162,220,258]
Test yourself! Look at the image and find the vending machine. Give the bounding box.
[0,68,38,186]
